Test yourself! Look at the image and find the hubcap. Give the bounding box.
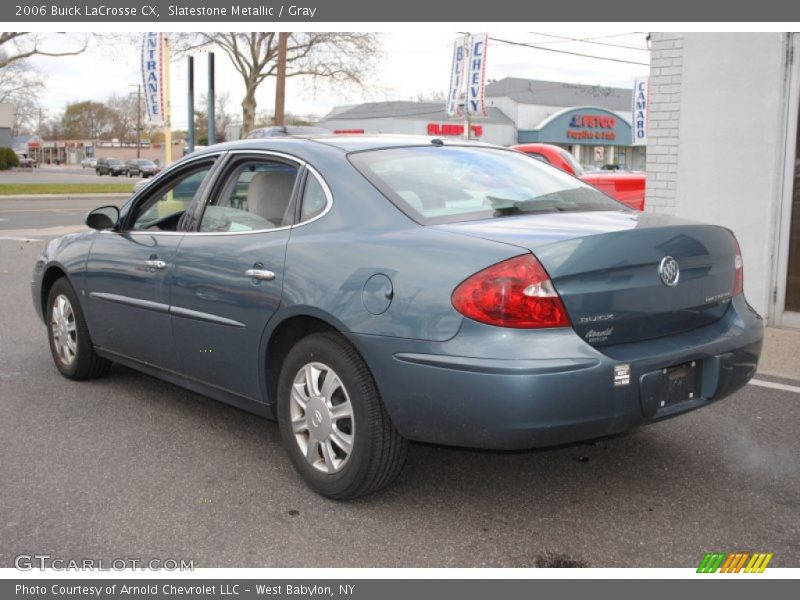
[290,362,354,474]
[50,294,77,366]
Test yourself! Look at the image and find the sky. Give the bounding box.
[26,31,650,130]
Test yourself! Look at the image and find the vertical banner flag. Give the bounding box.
[447,36,468,117]
[466,33,488,117]
[141,32,166,126]
[632,76,648,145]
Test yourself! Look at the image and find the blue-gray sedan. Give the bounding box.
[31,136,763,498]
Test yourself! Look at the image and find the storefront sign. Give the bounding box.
[632,76,648,145]
[518,106,632,146]
[141,32,165,126]
[427,123,484,137]
[567,113,617,140]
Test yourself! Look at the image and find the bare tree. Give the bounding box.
[106,93,140,142]
[0,33,89,69]
[175,33,379,134]
[0,57,44,135]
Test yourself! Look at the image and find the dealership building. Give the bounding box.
[645,33,800,329]
[318,77,645,170]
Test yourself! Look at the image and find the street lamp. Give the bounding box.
[129,83,142,158]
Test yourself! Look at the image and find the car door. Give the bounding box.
[84,155,219,370]
[169,152,302,400]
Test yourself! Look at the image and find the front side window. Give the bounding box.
[199,159,298,232]
[130,164,213,231]
[349,146,624,225]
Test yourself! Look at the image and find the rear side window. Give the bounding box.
[299,172,329,223]
[200,159,298,232]
[349,146,624,225]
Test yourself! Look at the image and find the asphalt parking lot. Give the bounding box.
[0,196,799,568]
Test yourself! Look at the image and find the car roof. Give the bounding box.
[186,134,497,158]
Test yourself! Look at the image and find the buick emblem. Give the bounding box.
[658,256,680,287]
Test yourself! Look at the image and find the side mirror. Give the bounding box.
[86,205,120,230]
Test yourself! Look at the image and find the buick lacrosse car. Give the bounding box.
[32,136,763,498]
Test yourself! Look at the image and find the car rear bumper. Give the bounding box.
[350,295,763,450]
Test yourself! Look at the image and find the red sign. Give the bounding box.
[569,114,616,129]
[333,129,365,134]
[427,123,483,137]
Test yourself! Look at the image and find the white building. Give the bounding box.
[645,33,799,328]
[318,78,645,169]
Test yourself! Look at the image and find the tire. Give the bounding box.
[277,332,408,499]
[46,278,111,380]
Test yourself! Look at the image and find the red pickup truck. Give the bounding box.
[511,143,645,211]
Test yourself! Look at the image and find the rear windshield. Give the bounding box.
[349,146,625,225]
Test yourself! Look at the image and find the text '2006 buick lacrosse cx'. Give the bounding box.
[32,135,763,499]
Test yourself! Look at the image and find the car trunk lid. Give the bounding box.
[434,211,738,346]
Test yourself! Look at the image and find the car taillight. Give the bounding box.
[451,254,570,329]
[733,236,744,296]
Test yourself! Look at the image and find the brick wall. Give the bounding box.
[644,33,684,215]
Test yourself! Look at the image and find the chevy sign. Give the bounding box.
[446,33,489,118]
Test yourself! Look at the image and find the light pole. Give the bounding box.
[129,83,142,158]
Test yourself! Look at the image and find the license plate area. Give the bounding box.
[639,360,702,418]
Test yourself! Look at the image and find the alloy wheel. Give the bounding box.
[290,362,355,474]
[50,294,77,365]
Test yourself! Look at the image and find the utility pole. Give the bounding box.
[274,32,288,126]
[187,56,195,153]
[208,52,216,145]
[463,34,471,141]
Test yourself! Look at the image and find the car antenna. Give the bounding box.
[430,138,444,146]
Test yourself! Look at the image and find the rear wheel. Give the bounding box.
[277,332,407,499]
[46,278,111,380]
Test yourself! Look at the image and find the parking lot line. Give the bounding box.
[749,378,800,393]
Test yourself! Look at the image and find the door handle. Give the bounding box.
[245,268,276,281]
[145,259,167,270]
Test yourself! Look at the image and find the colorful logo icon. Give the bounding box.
[697,552,773,573]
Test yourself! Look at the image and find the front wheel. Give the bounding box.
[46,278,111,380]
[277,332,407,499]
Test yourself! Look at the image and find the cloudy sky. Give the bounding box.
[27,31,649,129]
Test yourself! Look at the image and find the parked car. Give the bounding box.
[32,136,763,499]
[81,157,97,169]
[511,143,646,211]
[95,157,126,177]
[16,153,38,168]
[125,158,160,178]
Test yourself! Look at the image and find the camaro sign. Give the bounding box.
[632,76,648,146]
[141,32,166,126]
